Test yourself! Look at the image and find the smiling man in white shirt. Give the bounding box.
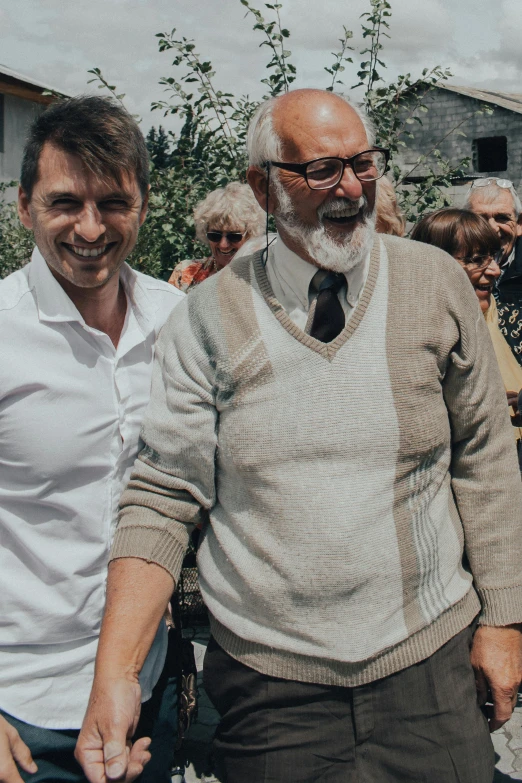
[0,96,184,783]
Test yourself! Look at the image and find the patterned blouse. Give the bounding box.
[168,257,216,293]
[495,298,522,366]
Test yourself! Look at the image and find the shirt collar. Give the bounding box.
[503,244,516,270]
[28,247,157,338]
[271,237,370,309]
[272,238,318,309]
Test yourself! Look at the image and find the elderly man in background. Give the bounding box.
[0,96,184,783]
[466,177,522,363]
[78,89,522,783]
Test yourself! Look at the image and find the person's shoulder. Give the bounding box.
[381,234,450,262]
[381,234,467,280]
[187,251,257,300]
[380,234,479,321]
[125,266,185,333]
[0,262,33,314]
[132,268,185,300]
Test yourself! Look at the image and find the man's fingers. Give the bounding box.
[0,719,37,783]
[104,739,130,780]
[490,685,518,732]
[0,757,25,783]
[8,731,37,775]
[103,738,150,783]
[125,739,152,782]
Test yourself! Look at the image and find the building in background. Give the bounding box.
[0,65,66,199]
[396,84,522,204]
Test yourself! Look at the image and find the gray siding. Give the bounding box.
[396,88,522,193]
[0,94,44,183]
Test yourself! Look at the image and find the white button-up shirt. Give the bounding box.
[0,248,184,729]
[265,237,369,331]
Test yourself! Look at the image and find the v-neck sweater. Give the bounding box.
[112,234,522,686]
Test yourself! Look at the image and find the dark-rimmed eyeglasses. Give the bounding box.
[269,148,389,190]
[454,251,502,270]
[206,231,244,243]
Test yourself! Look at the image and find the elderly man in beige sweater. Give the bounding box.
[77,90,522,783]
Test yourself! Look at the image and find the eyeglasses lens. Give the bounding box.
[464,254,498,269]
[306,160,343,189]
[305,151,387,190]
[354,151,387,181]
[472,178,513,190]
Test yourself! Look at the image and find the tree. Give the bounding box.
[146,126,173,170]
[0,0,478,279]
[0,182,33,278]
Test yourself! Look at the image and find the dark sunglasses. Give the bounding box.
[206,231,244,243]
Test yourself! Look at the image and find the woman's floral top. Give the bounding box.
[168,257,215,293]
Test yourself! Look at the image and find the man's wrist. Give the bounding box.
[478,623,522,632]
[93,659,142,684]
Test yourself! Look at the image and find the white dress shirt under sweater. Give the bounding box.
[0,248,184,729]
[265,236,369,331]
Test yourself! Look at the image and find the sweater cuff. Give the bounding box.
[476,585,522,626]
[110,520,188,584]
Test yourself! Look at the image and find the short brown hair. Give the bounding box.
[20,95,149,199]
[410,208,500,257]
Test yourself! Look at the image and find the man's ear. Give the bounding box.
[246,166,276,215]
[18,186,33,230]
[516,212,522,237]
[139,184,150,227]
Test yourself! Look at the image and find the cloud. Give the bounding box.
[1,0,520,135]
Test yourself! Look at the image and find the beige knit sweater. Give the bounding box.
[112,235,522,686]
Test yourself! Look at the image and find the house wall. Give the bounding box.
[396,88,522,200]
[0,93,44,189]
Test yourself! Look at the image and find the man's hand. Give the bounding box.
[506,390,519,411]
[0,714,37,783]
[75,676,151,783]
[470,624,522,732]
[75,558,175,782]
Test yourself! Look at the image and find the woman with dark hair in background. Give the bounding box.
[411,208,522,458]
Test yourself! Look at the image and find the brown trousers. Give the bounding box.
[203,626,494,783]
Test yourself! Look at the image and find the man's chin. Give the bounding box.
[49,257,121,290]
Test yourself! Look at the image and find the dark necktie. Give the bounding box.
[309,270,346,342]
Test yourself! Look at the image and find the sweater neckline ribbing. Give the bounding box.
[252,235,382,361]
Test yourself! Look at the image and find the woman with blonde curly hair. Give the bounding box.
[169,181,265,292]
[375,176,406,237]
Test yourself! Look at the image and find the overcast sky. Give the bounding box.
[2,0,521,134]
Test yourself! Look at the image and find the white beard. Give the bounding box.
[272,175,376,273]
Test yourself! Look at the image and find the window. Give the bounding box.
[472,136,508,173]
[0,94,4,154]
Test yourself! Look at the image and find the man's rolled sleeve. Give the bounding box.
[443,279,522,626]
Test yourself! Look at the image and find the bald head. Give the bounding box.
[272,90,369,159]
[247,88,375,168]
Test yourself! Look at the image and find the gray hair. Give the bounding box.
[464,182,522,218]
[247,91,376,169]
[193,181,265,245]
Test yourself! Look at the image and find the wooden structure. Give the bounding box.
[0,64,66,188]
